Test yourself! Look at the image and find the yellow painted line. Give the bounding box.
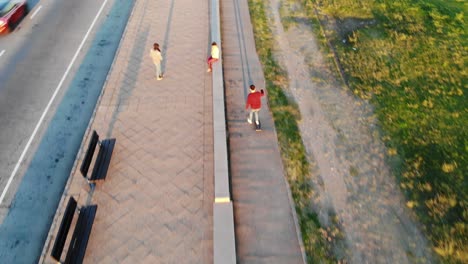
[215,197,230,203]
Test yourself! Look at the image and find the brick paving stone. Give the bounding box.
[41,0,212,263]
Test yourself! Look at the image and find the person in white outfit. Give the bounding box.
[207,42,219,72]
[150,43,163,80]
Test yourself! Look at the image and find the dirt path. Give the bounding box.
[267,0,435,263]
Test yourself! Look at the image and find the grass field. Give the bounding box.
[259,0,467,263]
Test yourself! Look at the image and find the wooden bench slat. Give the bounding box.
[80,131,99,178]
[89,138,116,181]
[64,205,98,264]
[100,138,116,180]
[51,197,77,261]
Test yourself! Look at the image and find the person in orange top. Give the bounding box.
[207,42,219,72]
[245,84,265,125]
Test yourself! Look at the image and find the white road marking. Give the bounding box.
[0,50,5,57]
[0,0,110,205]
[30,5,42,20]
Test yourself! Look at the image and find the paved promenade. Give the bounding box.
[42,0,213,263]
[41,0,304,263]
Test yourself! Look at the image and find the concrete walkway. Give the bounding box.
[221,0,305,263]
[40,0,304,263]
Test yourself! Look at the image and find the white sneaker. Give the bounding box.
[247,118,252,124]
[255,121,259,125]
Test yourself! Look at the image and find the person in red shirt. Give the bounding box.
[245,84,265,125]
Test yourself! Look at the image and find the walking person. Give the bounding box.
[207,42,219,72]
[245,84,265,126]
[150,42,163,80]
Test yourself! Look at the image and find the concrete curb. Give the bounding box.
[211,0,237,263]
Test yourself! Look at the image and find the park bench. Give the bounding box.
[50,196,97,264]
[80,130,116,182]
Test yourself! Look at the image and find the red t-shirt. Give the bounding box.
[246,90,264,109]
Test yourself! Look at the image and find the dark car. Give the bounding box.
[0,0,28,34]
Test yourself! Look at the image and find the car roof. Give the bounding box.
[0,0,22,11]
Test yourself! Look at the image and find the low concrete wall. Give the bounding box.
[211,0,237,263]
[214,202,236,263]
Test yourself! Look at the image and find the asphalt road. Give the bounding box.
[0,0,134,262]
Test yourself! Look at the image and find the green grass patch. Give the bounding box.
[247,0,337,262]
[305,0,467,262]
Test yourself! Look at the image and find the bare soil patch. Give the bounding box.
[267,0,435,263]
